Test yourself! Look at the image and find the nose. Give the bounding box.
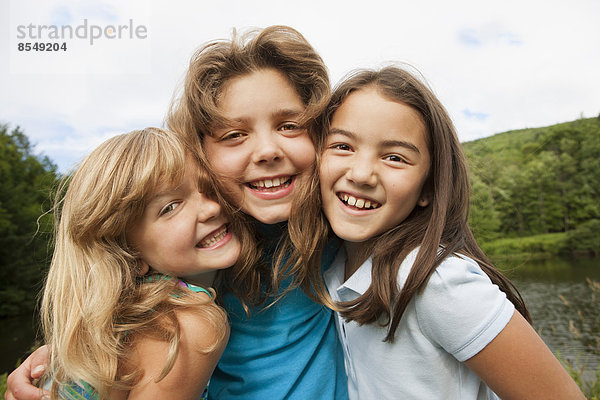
[251,130,283,163]
[196,193,222,223]
[346,154,377,187]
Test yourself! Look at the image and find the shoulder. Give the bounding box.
[411,252,515,360]
[427,252,489,290]
[397,248,491,293]
[414,251,505,309]
[123,301,229,399]
[175,303,229,352]
[127,297,229,362]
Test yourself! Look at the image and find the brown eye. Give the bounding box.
[160,202,180,216]
[278,122,299,131]
[331,143,352,151]
[220,131,246,141]
[384,154,407,163]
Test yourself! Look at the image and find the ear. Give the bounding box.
[418,181,432,207]
[136,259,150,276]
[418,188,431,207]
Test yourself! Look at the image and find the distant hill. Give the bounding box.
[463,117,600,255]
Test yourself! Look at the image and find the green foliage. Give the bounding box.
[0,123,58,317]
[0,372,6,398]
[482,232,568,258]
[465,118,600,253]
[469,174,500,242]
[557,352,600,399]
[566,219,600,256]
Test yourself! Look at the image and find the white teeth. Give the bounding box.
[199,226,227,248]
[250,177,291,191]
[338,193,380,209]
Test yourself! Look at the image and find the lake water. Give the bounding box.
[505,256,600,381]
[1,257,599,379]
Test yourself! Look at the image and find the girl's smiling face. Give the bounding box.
[128,158,241,284]
[203,69,316,224]
[320,87,431,243]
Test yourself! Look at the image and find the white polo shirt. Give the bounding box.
[324,246,514,400]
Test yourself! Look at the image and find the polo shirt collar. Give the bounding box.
[342,255,373,296]
[325,245,374,299]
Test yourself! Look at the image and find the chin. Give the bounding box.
[250,207,292,225]
[255,215,289,224]
[330,226,372,243]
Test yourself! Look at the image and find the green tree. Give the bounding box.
[0,124,58,316]
[469,174,501,242]
[464,117,600,249]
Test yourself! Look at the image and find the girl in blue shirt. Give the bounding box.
[167,25,346,400]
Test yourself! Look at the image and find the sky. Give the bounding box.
[2,0,599,173]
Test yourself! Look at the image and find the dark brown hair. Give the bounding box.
[166,25,331,306]
[319,66,530,341]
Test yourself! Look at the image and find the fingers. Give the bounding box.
[5,346,51,400]
[29,346,50,379]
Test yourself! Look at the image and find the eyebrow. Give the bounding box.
[217,108,305,127]
[329,128,421,154]
[272,108,304,118]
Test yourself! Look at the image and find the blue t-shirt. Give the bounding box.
[208,224,348,399]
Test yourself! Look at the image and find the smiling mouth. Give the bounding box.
[338,193,381,210]
[248,176,292,192]
[198,225,228,248]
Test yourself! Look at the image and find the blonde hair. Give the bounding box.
[40,127,228,399]
[167,25,331,306]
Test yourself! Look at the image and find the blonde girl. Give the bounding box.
[7,26,346,400]
[318,67,584,399]
[39,127,243,399]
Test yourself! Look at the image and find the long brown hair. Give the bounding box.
[320,66,530,342]
[166,25,331,305]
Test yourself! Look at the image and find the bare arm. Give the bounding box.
[118,308,229,400]
[5,345,50,400]
[464,311,585,400]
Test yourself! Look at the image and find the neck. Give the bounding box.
[184,270,217,287]
[343,240,372,281]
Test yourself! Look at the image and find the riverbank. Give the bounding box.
[2,255,599,398]
[482,226,600,261]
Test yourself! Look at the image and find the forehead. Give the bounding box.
[218,69,305,115]
[331,88,427,146]
[148,155,207,194]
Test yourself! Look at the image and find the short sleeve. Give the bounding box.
[414,255,515,362]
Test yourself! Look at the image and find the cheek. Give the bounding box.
[205,144,246,180]
[318,155,338,187]
[292,137,316,171]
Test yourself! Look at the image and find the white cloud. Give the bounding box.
[2,0,599,171]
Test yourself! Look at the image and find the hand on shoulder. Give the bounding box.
[5,345,50,400]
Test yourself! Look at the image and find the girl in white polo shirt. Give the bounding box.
[317,66,584,399]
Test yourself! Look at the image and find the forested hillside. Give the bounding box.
[0,124,58,317]
[465,116,600,255]
[0,118,598,318]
